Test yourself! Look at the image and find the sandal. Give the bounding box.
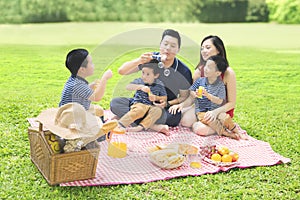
[215,119,240,140]
[219,128,240,140]
[223,114,237,132]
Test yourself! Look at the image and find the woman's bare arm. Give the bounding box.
[193,68,202,82]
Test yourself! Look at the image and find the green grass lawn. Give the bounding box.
[0,22,299,199]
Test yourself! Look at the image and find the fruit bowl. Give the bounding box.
[199,145,239,166]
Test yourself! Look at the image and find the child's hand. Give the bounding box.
[148,93,156,102]
[90,82,97,90]
[202,88,209,97]
[103,69,113,80]
[140,86,150,93]
[202,88,214,102]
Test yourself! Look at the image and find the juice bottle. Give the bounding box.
[197,86,204,98]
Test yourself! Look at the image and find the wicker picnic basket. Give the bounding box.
[28,123,100,185]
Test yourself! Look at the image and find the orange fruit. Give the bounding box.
[211,153,222,162]
[229,152,239,162]
[218,146,229,155]
[221,154,232,162]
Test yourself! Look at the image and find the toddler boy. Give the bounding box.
[118,60,168,134]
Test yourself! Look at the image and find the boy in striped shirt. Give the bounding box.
[59,48,112,119]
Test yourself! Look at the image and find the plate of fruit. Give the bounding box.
[199,145,239,167]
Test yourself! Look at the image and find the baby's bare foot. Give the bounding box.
[150,124,170,136]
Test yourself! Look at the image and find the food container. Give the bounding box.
[107,127,127,158]
[189,154,202,168]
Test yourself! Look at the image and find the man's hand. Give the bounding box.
[168,104,183,115]
[139,52,153,64]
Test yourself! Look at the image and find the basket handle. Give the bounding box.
[39,122,43,132]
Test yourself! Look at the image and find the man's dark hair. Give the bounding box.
[161,29,181,48]
[65,48,89,76]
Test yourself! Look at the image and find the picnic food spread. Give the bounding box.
[148,144,239,169]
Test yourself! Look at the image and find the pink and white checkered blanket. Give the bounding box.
[27,115,291,187]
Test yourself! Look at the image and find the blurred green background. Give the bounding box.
[1,0,299,24]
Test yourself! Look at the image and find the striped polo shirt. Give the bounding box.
[190,77,225,113]
[59,75,93,110]
[131,78,167,105]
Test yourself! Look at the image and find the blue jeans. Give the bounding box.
[110,97,181,127]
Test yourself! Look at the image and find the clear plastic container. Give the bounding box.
[107,128,127,158]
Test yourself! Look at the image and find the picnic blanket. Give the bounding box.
[27,114,291,187]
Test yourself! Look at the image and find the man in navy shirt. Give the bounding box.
[110,29,192,131]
